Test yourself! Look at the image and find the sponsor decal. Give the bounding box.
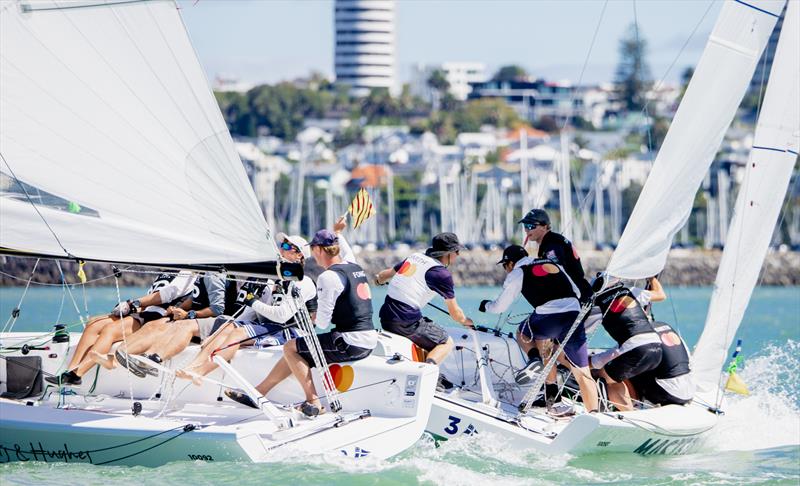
[661,331,682,346]
[340,446,370,458]
[531,263,560,277]
[609,295,637,313]
[0,442,93,463]
[328,363,355,392]
[356,282,371,300]
[633,437,700,455]
[397,260,417,277]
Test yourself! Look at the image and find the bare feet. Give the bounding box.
[175,368,204,386]
[89,350,116,370]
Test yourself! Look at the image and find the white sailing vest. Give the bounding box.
[387,252,444,310]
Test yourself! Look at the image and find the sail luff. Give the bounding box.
[606,0,785,280]
[692,0,799,390]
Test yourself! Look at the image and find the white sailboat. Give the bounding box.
[0,0,436,466]
[391,0,796,455]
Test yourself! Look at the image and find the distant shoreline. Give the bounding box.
[2,250,798,287]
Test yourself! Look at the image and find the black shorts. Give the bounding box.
[604,342,662,383]
[382,317,449,352]
[137,311,166,326]
[295,331,372,368]
[630,373,692,406]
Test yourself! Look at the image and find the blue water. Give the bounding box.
[1,285,798,484]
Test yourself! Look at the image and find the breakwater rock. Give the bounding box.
[1,249,798,287]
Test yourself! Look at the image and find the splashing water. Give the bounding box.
[707,340,800,452]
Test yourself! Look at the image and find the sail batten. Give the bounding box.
[0,0,277,266]
[606,0,785,280]
[693,0,799,390]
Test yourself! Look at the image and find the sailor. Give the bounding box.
[376,232,474,391]
[113,272,226,376]
[46,271,196,385]
[519,208,592,303]
[479,244,598,413]
[587,274,667,411]
[226,223,376,417]
[176,232,318,382]
[629,322,695,407]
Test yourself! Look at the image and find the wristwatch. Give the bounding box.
[187,310,197,320]
[130,299,141,313]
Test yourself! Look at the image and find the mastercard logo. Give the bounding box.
[327,364,355,392]
[397,260,417,277]
[356,282,372,300]
[661,331,682,347]
[572,245,580,260]
[531,263,560,277]
[609,296,637,313]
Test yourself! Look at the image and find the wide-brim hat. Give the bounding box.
[426,232,465,258]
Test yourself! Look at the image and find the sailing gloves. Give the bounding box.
[242,293,257,307]
[111,299,138,317]
[478,300,490,313]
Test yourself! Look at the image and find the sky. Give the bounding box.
[178,0,724,87]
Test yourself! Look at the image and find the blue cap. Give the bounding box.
[309,229,338,247]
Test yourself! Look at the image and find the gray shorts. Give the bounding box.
[197,316,234,341]
[382,316,449,352]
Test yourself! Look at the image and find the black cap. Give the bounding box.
[497,245,528,265]
[426,232,464,258]
[518,208,550,226]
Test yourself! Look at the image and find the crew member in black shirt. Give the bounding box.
[519,208,592,302]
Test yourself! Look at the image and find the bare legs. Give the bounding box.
[65,315,112,371]
[599,369,632,411]
[425,337,454,365]
[254,339,320,408]
[176,324,245,384]
[75,316,139,376]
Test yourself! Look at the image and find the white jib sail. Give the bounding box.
[606,0,785,280]
[692,0,800,390]
[0,0,276,265]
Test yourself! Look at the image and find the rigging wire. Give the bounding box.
[1,258,40,334]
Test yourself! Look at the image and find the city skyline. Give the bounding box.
[179,0,723,88]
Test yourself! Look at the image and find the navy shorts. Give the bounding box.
[295,331,372,368]
[519,311,588,368]
[235,320,300,348]
[604,343,662,383]
[382,317,449,352]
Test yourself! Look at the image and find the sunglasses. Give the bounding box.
[280,241,301,253]
[523,223,542,230]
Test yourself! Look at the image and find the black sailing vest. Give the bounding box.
[652,322,691,379]
[593,284,655,345]
[329,262,374,333]
[147,273,190,309]
[518,258,579,309]
[232,278,271,315]
[189,276,211,311]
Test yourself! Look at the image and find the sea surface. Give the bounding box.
[0,285,798,485]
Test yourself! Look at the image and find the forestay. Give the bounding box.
[606,0,785,279]
[693,1,799,389]
[0,0,276,266]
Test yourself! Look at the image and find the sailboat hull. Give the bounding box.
[0,332,437,466]
[397,327,718,455]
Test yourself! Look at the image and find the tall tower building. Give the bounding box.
[334,0,396,96]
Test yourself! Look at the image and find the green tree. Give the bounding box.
[614,24,652,112]
[492,65,529,83]
[427,69,450,112]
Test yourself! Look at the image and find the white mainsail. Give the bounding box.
[693,0,799,389]
[606,0,785,279]
[0,0,276,265]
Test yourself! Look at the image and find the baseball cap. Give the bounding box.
[308,229,338,247]
[497,245,528,265]
[518,208,551,226]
